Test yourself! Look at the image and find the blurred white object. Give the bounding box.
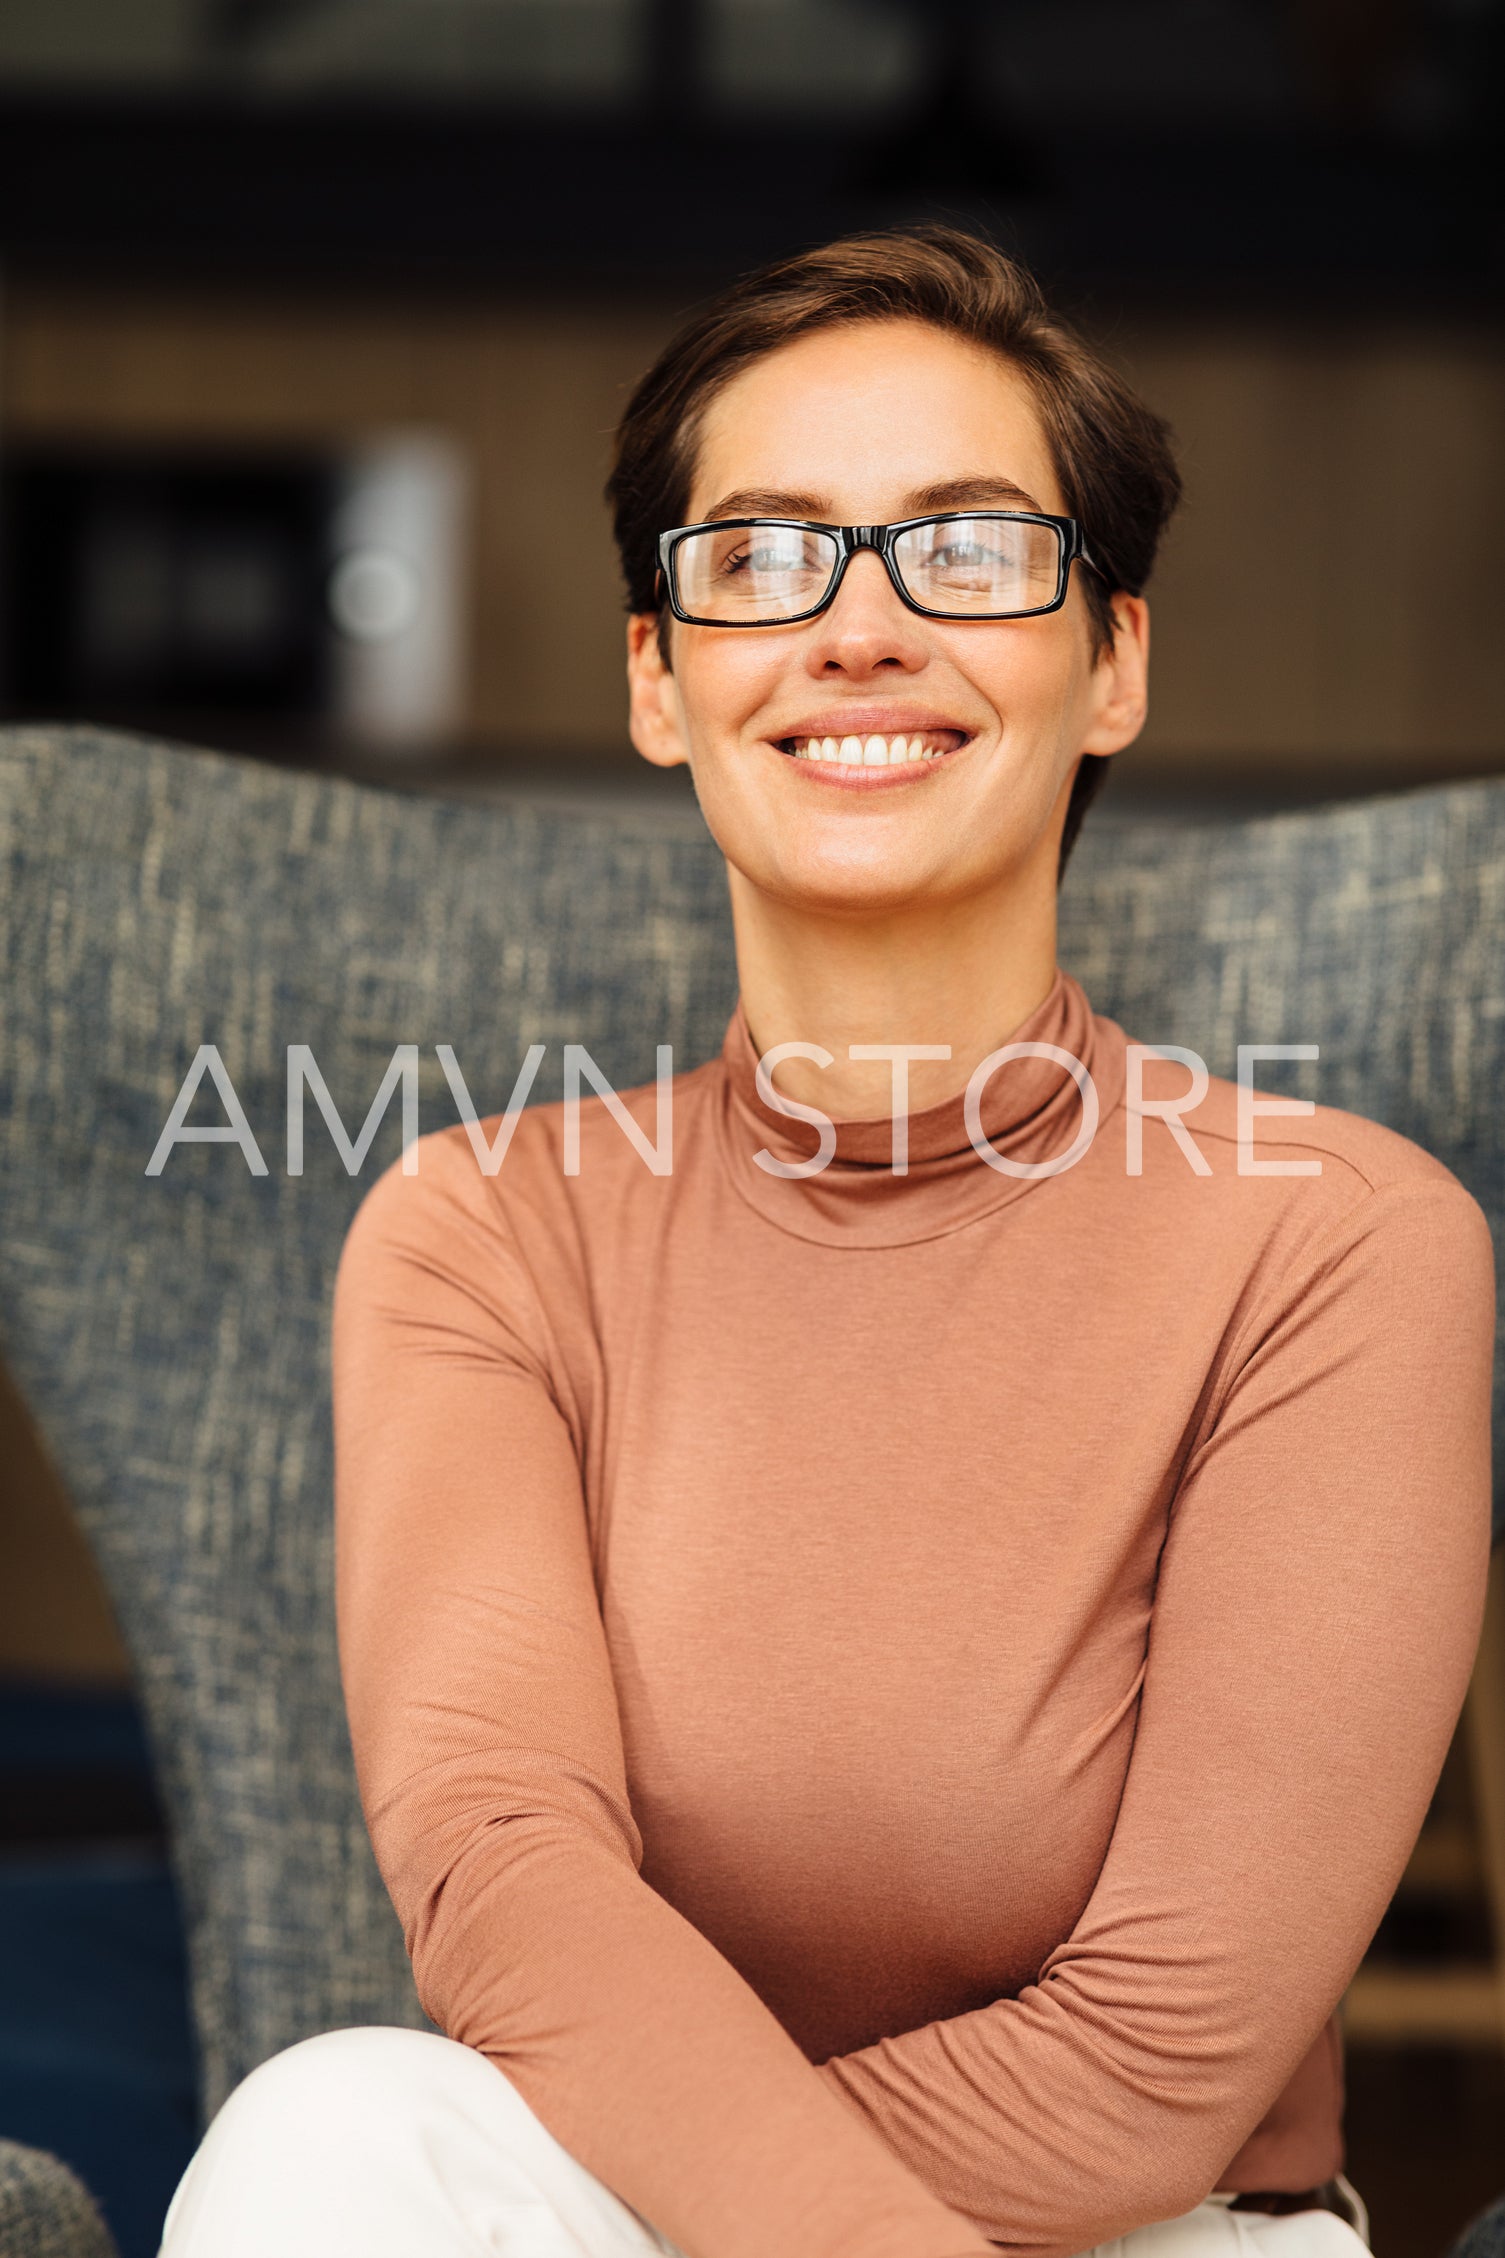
[327,436,469,749]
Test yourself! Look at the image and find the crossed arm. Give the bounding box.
[332,1140,1494,2258]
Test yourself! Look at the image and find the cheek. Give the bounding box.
[950,616,1088,729]
[675,632,792,739]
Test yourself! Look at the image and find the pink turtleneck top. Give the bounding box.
[331,968,1495,2258]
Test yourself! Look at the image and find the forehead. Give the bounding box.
[687,318,1063,521]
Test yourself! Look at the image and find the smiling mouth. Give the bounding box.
[774,730,969,767]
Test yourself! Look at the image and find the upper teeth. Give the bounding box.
[791,735,948,765]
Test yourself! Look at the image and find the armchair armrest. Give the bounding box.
[0,2139,119,2258]
[1450,2199,1505,2258]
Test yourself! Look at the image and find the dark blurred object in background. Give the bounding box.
[2,448,333,739]
[0,1682,195,2258]
[0,0,1500,301]
[0,436,468,755]
[0,1681,163,1849]
[0,1347,197,2258]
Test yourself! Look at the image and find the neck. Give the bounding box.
[727,849,1061,1121]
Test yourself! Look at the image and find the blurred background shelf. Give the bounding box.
[1343,1971,1503,2046]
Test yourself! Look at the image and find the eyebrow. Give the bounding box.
[906,475,1046,515]
[698,487,830,521]
[697,474,1046,523]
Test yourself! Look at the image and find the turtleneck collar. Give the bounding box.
[711,967,1126,1248]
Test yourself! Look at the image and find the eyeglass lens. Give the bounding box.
[672,517,1065,622]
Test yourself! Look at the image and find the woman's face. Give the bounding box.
[626,317,1149,919]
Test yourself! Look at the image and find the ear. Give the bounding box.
[627,613,691,770]
[1079,593,1150,759]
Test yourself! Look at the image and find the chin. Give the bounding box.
[740,836,984,919]
[699,766,1045,911]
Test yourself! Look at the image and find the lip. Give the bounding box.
[762,709,975,790]
[775,749,956,791]
[769,707,975,747]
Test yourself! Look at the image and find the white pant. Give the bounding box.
[157,2026,1373,2258]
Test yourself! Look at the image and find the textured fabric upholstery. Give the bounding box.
[0,2140,119,2258]
[1449,2201,1505,2258]
[0,724,1501,2144]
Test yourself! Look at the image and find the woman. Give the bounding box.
[159,227,1495,2258]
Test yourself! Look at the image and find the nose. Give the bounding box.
[802,546,929,679]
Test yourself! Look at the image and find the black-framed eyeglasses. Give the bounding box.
[656,511,1101,627]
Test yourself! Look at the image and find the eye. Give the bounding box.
[933,540,996,569]
[720,531,826,580]
[895,516,1060,605]
[918,535,1011,587]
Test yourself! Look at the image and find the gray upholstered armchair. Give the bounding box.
[0,725,1502,2258]
[0,2141,117,2258]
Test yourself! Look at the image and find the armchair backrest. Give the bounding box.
[1,725,1499,2122]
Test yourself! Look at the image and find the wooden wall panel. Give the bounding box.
[1120,324,1505,771]
[0,1360,129,1681]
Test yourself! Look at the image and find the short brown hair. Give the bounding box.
[606,223,1181,873]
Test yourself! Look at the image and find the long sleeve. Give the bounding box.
[813,1178,1496,2255]
[331,1131,993,2258]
